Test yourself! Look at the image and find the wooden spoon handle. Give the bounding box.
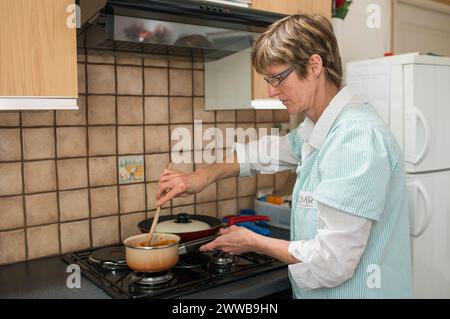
[144,163,172,247]
[145,205,161,247]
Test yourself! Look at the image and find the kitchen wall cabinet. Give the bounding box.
[205,0,331,110]
[0,0,78,110]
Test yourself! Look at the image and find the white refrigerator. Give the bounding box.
[346,53,450,298]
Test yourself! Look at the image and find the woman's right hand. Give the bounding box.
[155,169,210,207]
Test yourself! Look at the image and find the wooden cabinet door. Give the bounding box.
[251,0,331,99]
[0,0,77,97]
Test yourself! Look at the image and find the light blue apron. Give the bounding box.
[287,104,413,299]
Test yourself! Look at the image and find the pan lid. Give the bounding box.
[156,213,211,233]
[138,213,222,234]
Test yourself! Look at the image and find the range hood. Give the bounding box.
[78,0,284,61]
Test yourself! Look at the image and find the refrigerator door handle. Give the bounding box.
[405,107,431,165]
[407,180,433,237]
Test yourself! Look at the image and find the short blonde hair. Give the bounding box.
[252,13,343,88]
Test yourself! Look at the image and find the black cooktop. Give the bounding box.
[62,245,286,299]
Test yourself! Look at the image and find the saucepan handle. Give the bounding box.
[178,234,219,255]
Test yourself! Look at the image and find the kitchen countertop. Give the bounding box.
[0,227,292,299]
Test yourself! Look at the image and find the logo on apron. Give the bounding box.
[297,191,318,209]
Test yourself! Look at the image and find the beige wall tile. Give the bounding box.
[22,111,54,127]
[89,156,117,187]
[236,124,258,144]
[275,171,292,193]
[238,176,256,197]
[0,129,21,161]
[257,174,274,189]
[193,97,214,123]
[237,110,255,123]
[87,95,116,125]
[256,110,274,122]
[218,199,237,218]
[238,196,255,211]
[146,182,169,210]
[256,123,274,138]
[0,230,26,265]
[117,96,143,125]
[194,123,215,150]
[195,202,217,218]
[91,215,119,247]
[144,97,169,124]
[169,97,193,124]
[218,177,237,200]
[25,192,58,226]
[27,224,59,259]
[88,126,116,156]
[77,54,85,62]
[170,125,193,151]
[144,57,168,67]
[56,95,86,125]
[24,160,56,193]
[274,109,290,122]
[169,156,193,174]
[59,189,89,222]
[57,127,87,158]
[172,194,194,207]
[147,207,171,219]
[216,123,236,149]
[78,63,86,94]
[172,205,195,215]
[120,212,146,241]
[87,53,115,63]
[119,183,145,214]
[145,153,169,182]
[60,220,90,253]
[194,148,218,165]
[196,182,217,203]
[0,112,19,126]
[90,186,118,217]
[118,126,143,154]
[144,68,168,95]
[169,58,192,69]
[23,128,55,160]
[193,70,204,96]
[216,111,235,123]
[170,69,192,96]
[57,159,88,190]
[117,56,142,65]
[87,64,116,94]
[0,196,24,230]
[117,66,143,95]
[145,126,169,153]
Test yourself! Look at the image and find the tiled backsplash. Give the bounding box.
[0,51,291,265]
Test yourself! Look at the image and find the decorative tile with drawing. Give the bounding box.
[118,155,144,184]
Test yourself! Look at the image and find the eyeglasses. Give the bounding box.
[263,66,295,88]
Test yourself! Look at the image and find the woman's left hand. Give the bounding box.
[199,225,259,255]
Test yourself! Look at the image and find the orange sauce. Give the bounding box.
[135,239,177,248]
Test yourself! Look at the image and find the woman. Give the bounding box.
[156,14,413,298]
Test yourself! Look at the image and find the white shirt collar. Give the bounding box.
[297,85,354,150]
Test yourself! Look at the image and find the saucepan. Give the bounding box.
[123,232,218,273]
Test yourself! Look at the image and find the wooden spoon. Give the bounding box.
[144,164,172,247]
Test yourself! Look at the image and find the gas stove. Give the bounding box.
[62,244,286,299]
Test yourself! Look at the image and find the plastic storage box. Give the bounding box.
[254,199,291,230]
